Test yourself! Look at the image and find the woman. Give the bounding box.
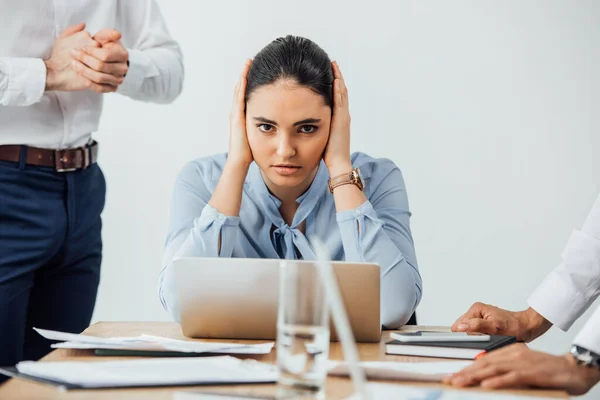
[159,35,422,328]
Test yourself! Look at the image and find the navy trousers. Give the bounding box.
[0,158,105,371]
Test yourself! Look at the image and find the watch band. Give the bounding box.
[328,168,363,194]
[571,345,600,370]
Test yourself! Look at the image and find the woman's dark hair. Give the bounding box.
[245,35,334,109]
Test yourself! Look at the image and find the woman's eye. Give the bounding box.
[299,125,317,134]
[258,124,274,133]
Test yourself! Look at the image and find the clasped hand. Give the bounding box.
[45,23,129,93]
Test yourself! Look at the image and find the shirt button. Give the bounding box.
[354,209,361,216]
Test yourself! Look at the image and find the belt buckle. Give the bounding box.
[54,149,77,173]
[83,146,90,168]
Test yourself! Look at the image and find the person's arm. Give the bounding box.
[322,62,421,328]
[444,344,600,395]
[527,193,600,331]
[1,22,113,105]
[113,0,184,103]
[335,159,422,329]
[451,303,552,342]
[158,61,252,319]
[0,58,48,106]
[158,159,242,320]
[453,192,600,341]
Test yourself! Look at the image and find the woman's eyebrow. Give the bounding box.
[253,117,278,126]
[293,118,321,126]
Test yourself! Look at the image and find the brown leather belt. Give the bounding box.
[0,141,98,172]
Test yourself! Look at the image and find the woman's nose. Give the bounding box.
[276,135,296,158]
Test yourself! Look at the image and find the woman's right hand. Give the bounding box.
[228,59,253,167]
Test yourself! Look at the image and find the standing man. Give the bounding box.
[0,0,184,370]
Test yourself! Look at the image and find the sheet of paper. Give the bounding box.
[34,328,143,345]
[36,328,274,355]
[138,335,274,354]
[346,383,556,399]
[175,391,282,400]
[16,356,278,388]
[328,360,472,382]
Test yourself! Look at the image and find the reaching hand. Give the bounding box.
[444,344,600,396]
[451,303,552,342]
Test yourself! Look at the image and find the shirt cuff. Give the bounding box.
[1,58,46,106]
[117,49,159,97]
[574,306,600,355]
[197,204,240,229]
[528,268,590,331]
[528,229,600,331]
[336,200,377,223]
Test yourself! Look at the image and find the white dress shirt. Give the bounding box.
[529,193,600,354]
[0,0,183,149]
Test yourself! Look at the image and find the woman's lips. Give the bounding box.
[272,165,301,175]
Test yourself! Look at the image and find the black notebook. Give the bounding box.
[385,334,516,359]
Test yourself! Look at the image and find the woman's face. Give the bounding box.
[246,80,331,196]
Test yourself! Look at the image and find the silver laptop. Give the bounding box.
[173,257,381,343]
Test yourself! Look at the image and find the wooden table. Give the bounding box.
[0,322,567,399]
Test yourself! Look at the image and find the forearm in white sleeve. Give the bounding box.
[528,193,600,331]
[0,57,46,106]
[116,0,184,103]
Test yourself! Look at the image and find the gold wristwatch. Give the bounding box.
[328,168,364,194]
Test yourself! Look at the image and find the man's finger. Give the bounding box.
[79,77,117,94]
[480,371,528,390]
[449,344,529,381]
[477,343,528,361]
[452,302,490,331]
[451,313,478,331]
[72,50,127,77]
[446,344,529,385]
[59,23,86,38]
[454,318,501,334]
[71,60,123,87]
[83,46,128,63]
[449,363,509,387]
[94,28,122,46]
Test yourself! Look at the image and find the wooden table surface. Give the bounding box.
[0,322,568,399]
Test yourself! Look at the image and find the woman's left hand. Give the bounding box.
[323,61,352,176]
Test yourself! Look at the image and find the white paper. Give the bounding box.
[35,328,274,355]
[16,356,278,388]
[34,328,142,345]
[346,383,556,399]
[328,360,472,382]
[175,391,278,400]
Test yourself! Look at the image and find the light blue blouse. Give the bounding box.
[159,152,422,328]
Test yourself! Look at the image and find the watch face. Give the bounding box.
[356,168,364,188]
[572,345,600,368]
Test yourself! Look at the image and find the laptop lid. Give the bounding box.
[174,257,381,343]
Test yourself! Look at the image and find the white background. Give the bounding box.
[93,1,599,397]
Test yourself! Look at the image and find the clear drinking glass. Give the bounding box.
[276,260,330,396]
